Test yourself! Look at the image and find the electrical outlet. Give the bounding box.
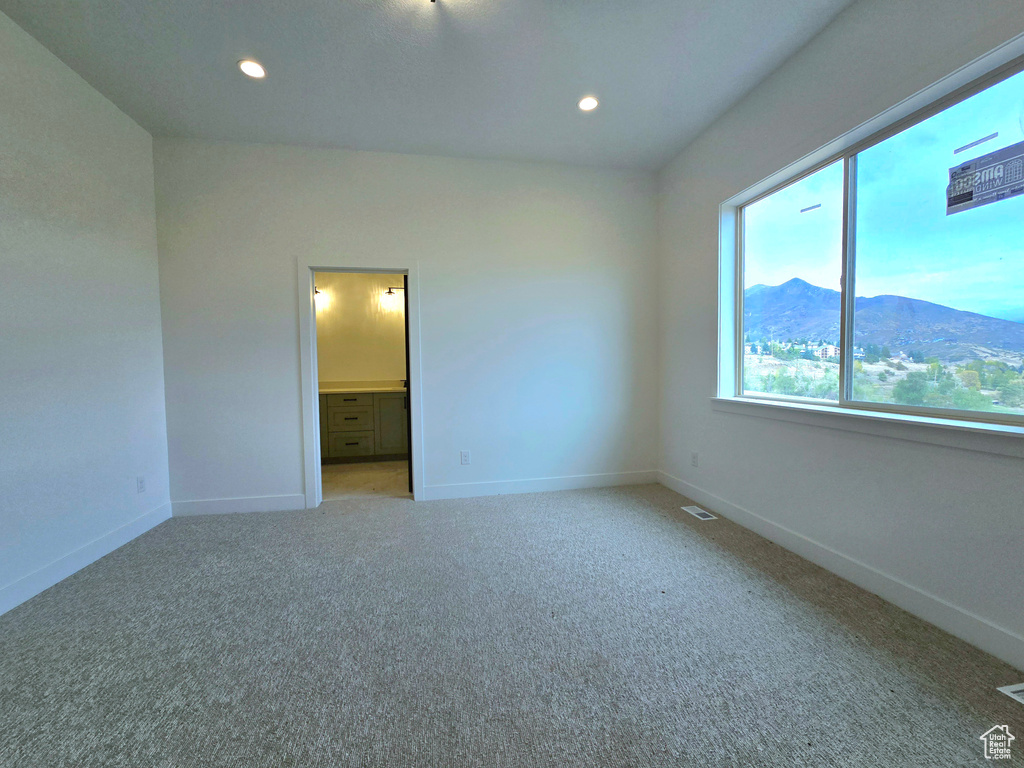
[460,450,471,465]
[690,452,699,468]
[136,476,146,494]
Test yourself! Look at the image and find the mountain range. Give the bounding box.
[744,278,1024,362]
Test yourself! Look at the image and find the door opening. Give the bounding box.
[313,271,412,501]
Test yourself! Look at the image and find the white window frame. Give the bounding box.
[718,41,1024,446]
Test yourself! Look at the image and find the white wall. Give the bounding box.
[314,272,406,384]
[0,12,170,612]
[155,140,657,510]
[657,0,1024,670]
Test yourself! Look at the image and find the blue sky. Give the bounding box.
[744,67,1024,322]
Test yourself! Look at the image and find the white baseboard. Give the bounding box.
[656,471,1024,673]
[0,503,172,617]
[172,494,306,517]
[421,470,658,501]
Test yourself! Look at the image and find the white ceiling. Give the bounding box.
[0,0,856,170]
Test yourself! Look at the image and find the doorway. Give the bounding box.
[314,271,410,500]
[298,265,421,505]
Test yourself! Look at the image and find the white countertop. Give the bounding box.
[319,380,407,395]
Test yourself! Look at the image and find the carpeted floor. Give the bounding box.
[1,484,1020,767]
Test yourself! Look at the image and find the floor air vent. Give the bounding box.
[998,683,1024,706]
[682,505,717,521]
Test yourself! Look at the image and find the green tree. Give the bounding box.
[966,360,988,387]
[987,364,1014,390]
[892,372,930,406]
[852,379,879,401]
[952,387,993,411]
[959,369,982,390]
[812,370,840,400]
[998,380,1024,407]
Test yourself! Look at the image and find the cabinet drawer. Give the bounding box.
[328,405,374,431]
[328,431,375,457]
[327,393,373,407]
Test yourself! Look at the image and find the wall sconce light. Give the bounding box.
[314,286,330,310]
[380,286,405,312]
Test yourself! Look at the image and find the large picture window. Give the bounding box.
[735,60,1024,424]
[742,160,843,401]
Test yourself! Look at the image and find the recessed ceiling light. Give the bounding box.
[238,60,267,79]
[578,96,599,112]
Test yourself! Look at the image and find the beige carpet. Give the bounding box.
[0,484,1020,767]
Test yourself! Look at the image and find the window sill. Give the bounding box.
[710,396,1024,460]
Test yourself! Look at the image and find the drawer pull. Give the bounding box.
[346,442,358,446]
[343,398,357,401]
[344,417,357,421]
